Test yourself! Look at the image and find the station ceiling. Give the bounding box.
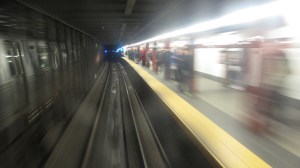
[18,0,271,46]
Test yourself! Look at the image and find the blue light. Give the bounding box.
[105,50,107,53]
[116,47,124,53]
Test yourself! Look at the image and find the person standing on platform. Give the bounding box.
[134,49,139,63]
[128,49,134,60]
[140,48,146,66]
[146,49,152,68]
[126,48,130,59]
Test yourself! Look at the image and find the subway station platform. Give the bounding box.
[123,57,300,168]
[2,0,300,167]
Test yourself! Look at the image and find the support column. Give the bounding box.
[152,42,157,73]
[142,43,149,66]
[145,42,149,52]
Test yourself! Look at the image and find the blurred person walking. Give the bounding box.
[156,49,164,73]
[252,48,290,132]
[162,47,172,80]
[175,46,194,94]
[170,53,178,80]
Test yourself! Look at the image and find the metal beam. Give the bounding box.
[67,18,143,22]
[124,0,136,15]
[56,12,149,18]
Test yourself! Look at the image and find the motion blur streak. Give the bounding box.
[125,0,300,47]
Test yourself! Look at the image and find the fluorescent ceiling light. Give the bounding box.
[125,0,290,48]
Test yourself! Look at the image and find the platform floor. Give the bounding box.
[136,63,300,168]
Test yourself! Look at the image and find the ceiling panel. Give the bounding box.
[18,0,272,45]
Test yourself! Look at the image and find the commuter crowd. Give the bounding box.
[125,46,194,95]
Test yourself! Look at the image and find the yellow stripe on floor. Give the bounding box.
[123,57,270,168]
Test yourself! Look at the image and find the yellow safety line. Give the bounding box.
[123,57,271,168]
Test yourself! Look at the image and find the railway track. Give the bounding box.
[81,63,169,168]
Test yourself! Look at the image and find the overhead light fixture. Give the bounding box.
[125,0,293,48]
